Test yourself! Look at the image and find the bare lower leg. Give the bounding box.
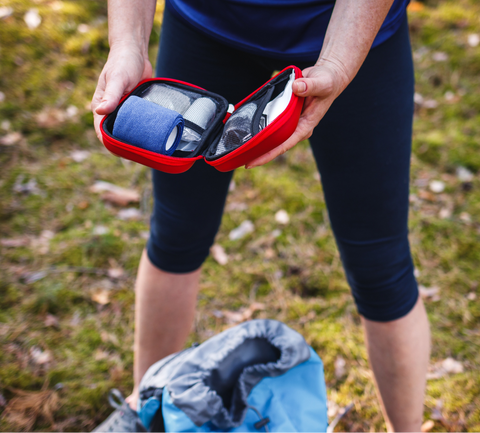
[127,250,201,409]
[363,296,430,432]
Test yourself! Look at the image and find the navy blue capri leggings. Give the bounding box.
[147,6,419,322]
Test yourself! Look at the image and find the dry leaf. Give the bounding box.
[91,289,110,305]
[229,220,254,241]
[44,314,59,328]
[13,175,42,196]
[90,181,140,206]
[93,225,109,236]
[70,150,90,162]
[421,420,435,432]
[78,23,90,33]
[35,107,67,128]
[427,357,464,380]
[117,208,142,220]
[432,51,448,62]
[0,131,23,146]
[31,230,54,255]
[77,200,89,209]
[467,292,477,301]
[30,347,52,365]
[468,34,479,47]
[275,209,290,225]
[1,237,30,247]
[423,99,438,109]
[334,356,346,379]
[107,267,125,279]
[226,201,248,212]
[419,285,440,301]
[429,180,445,193]
[221,302,265,324]
[456,166,474,182]
[0,6,13,19]
[24,8,41,29]
[3,383,59,431]
[211,244,228,265]
[418,190,437,202]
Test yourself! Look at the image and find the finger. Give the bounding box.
[95,74,127,115]
[292,74,334,99]
[93,112,105,145]
[91,74,106,113]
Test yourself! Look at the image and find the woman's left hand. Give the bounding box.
[245,61,350,168]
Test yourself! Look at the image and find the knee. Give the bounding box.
[337,234,419,322]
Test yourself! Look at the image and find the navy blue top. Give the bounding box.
[166,0,410,62]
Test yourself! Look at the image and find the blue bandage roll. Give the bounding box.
[113,96,184,156]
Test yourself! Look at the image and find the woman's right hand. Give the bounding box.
[91,43,153,143]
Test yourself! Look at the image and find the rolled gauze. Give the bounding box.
[183,97,217,129]
[113,96,184,156]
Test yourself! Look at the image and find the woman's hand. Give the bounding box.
[245,61,349,169]
[91,44,153,144]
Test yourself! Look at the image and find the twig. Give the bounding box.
[327,403,354,433]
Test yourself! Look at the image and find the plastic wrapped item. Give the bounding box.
[216,102,257,156]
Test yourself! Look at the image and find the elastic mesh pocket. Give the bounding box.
[215,102,257,156]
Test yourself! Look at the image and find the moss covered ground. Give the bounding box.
[0,0,479,431]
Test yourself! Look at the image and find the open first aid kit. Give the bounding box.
[101,66,304,173]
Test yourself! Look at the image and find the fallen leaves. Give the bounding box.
[30,347,53,365]
[429,180,445,193]
[13,175,43,195]
[229,220,254,241]
[334,356,346,379]
[2,383,60,431]
[91,289,110,305]
[421,420,435,432]
[89,181,140,206]
[210,244,228,265]
[0,6,13,19]
[427,357,464,380]
[0,131,23,146]
[419,285,441,302]
[24,8,41,30]
[1,230,54,255]
[275,209,290,225]
[117,208,142,221]
[216,302,265,324]
[69,150,90,163]
[467,33,479,47]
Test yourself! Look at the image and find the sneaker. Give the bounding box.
[93,389,147,432]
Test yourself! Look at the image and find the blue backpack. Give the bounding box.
[138,319,328,432]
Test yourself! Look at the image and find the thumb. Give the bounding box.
[95,77,127,115]
[292,74,334,99]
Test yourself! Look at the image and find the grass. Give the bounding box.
[0,0,479,431]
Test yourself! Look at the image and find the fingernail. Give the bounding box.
[95,102,106,113]
[295,81,306,93]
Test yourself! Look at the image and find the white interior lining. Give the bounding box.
[262,70,296,126]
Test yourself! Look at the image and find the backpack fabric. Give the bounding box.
[138,319,328,432]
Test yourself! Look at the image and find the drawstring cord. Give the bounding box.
[246,404,270,432]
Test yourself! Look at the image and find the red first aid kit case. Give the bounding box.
[101,66,304,174]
